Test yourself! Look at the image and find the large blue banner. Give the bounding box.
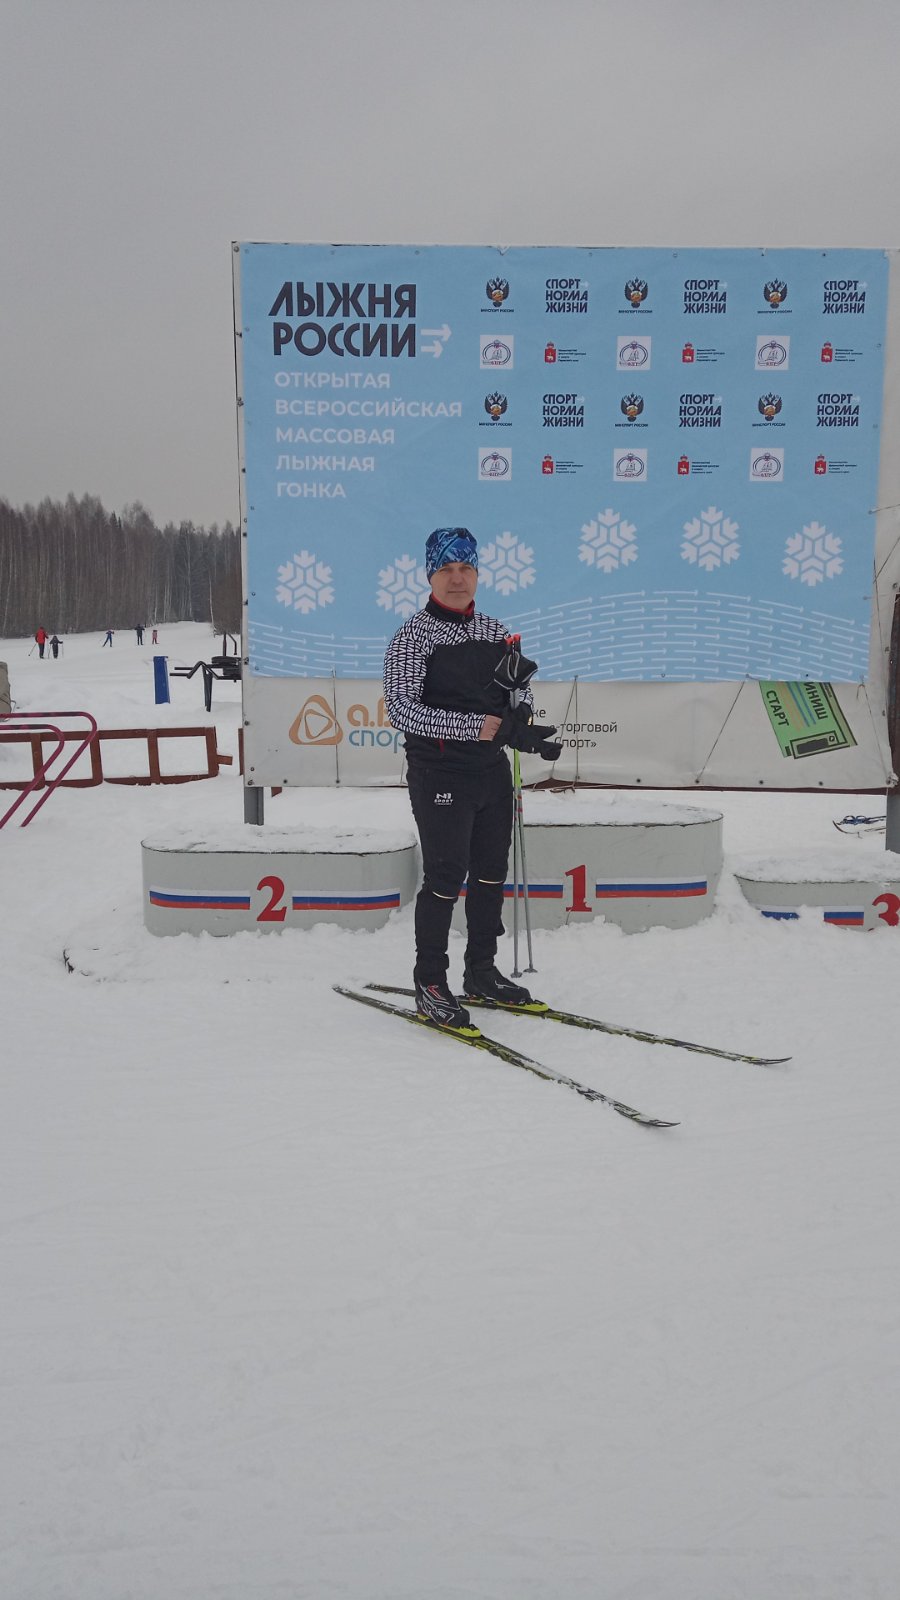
[235,244,888,681]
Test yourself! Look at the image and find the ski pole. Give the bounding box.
[513,750,536,972]
[502,635,523,976]
[511,765,521,976]
[502,630,537,976]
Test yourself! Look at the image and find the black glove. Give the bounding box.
[500,704,563,762]
[494,636,538,695]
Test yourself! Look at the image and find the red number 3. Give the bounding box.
[873,892,900,927]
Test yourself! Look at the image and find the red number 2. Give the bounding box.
[257,875,287,921]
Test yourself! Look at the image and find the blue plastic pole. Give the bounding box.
[153,655,170,705]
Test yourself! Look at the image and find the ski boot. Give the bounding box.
[462,964,548,1013]
[414,978,479,1036]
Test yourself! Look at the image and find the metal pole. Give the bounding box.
[887,594,900,854]
[514,753,536,972]
[331,669,341,786]
[506,650,537,974]
[886,792,900,853]
[244,784,264,825]
[511,772,521,976]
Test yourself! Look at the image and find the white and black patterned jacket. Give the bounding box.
[384,597,532,769]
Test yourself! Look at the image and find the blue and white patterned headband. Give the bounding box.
[425,527,478,580]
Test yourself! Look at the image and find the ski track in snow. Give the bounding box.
[1,624,899,1599]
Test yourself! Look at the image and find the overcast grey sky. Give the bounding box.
[2,0,900,528]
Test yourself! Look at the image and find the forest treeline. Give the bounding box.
[0,494,242,637]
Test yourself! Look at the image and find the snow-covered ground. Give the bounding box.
[2,624,898,1599]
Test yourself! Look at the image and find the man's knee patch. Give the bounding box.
[423,875,461,902]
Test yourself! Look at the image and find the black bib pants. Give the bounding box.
[404,640,513,986]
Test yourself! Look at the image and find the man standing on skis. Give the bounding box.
[383,526,561,1032]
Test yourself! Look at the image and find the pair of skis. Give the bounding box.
[335,983,790,1130]
[833,814,886,837]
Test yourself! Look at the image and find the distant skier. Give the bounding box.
[49,635,62,659]
[151,626,158,645]
[135,624,144,645]
[103,629,114,647]
[34,627,47,659]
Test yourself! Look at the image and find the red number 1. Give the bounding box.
[565,864,592,914]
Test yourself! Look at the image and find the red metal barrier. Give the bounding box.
[0,722,233,825]
[0,712,99,827]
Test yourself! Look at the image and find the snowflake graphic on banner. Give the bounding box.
[681,507,740,571]
[783,522,844,586]
[377,554,429,617]
[478,530,536,596]
[579,508,638,572]
[275,550,334,614]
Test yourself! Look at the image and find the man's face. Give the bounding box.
[430,561,478,612]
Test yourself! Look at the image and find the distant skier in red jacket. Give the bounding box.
[34,627,48,659]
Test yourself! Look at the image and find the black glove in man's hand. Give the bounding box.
[533,734,563,761]
[499,704,563,761]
